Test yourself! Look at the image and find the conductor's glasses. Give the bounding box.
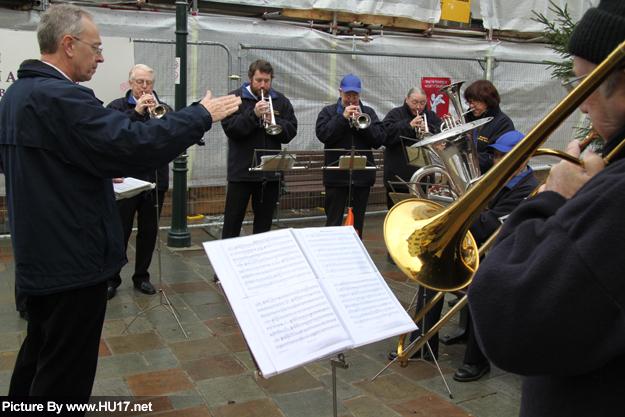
[73,36,103,57]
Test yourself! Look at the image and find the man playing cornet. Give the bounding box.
[221,59,298,240]
[316,74,386,238]
[105,64,174,299]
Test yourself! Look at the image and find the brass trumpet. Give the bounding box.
[260,91,282,135]
[142,91,169,119]
[386,40,625,366]
[348,102,371,129]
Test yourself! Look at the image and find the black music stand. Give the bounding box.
[123,170,188,339]
[249,148,308,228]
[322,147,379,230]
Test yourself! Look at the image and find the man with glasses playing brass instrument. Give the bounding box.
[105,64,174,300]
[469,1,625,415]
[383,87,443,210]
[316,74,386,238]
[221,59,298,241]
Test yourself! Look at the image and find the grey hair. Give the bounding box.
[37,4,93,55]
[602,68,625,99]
[407,87,424,98]
[129,64,155,83]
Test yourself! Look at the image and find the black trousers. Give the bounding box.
[109,190,165,288]
[408,286,444,358]
[463,310,488,364]
[324,186,370,239]
[9,280,108,396]
[222,180,280,239]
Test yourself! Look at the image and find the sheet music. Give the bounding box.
[203,227,417,378]
[113,177,154,200]
[244,280,352,374]
[212,229,317,298]
[293,227,375,278]
[322,273,418,347]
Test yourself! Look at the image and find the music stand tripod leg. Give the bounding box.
[122,170,188,339]
[331,353,349,417]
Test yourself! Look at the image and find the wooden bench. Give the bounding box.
[279,150,386,210]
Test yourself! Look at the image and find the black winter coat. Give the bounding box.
[469,125,625,416]
[468,168,540,246]
[0,60,213,295]
[106,90,173,192]
[382,102,442,189]
[466,105,514,173]
[316,100,386,187]
[221,84,297,182]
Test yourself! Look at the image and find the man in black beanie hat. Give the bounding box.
[467,1,625,416]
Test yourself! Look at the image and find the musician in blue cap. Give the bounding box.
[315,74,386,238]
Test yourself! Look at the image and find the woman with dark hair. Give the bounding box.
[464,80,515,173]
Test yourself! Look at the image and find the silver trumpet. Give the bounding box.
[348,102,371,129]
[260,91,282,135]
[415,111,432,141]
[142,91,169,119]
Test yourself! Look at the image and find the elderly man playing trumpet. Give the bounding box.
[106,64,174,300]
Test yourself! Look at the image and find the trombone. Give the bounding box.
[385,40,625,366]
[260,91,282,135]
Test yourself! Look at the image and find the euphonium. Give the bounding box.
[407,81,482,201]
[385,40,625,365]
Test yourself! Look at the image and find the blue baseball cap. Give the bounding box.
[487,130,524,153]
[340,74,361,93]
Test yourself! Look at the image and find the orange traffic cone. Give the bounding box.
[345,207,358,236]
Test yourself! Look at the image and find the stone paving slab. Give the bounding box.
[0,214,522,416]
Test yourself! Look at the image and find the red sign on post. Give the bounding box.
[421,77,451,118]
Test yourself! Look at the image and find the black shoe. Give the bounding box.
[213,274,220,283]
[388,350,435,362]
[387,253,396,265]
[18,310,29,321]
[453,361,491,382]
[135,282,156,295]
[106,286,116,300]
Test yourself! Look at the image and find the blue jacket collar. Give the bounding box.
[505,166,533,189]
[241,82,276,100]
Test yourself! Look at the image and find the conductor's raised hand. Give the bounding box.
[200,91,242,122]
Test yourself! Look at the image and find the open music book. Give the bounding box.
[203,226,417,378]
[113,177,155,200]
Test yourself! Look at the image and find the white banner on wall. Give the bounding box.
[0,29,135,106]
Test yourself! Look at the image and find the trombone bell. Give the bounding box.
[384,198,479,291]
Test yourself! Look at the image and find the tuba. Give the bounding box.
[386,40,625,365]
[408,81,482,200]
